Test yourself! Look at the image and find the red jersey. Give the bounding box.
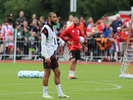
[115,32,122,42]
[86,27,94,33]
[123,18,130,26]
[60,25,87,51]
[97,24,105,34]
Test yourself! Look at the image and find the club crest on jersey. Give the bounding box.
[72,30,74,32]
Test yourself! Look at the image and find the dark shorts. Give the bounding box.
[43,52,59,69]
[69,50,81,60]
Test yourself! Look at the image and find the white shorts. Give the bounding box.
[119,42,126,52]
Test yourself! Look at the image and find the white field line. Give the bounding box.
[0,81,121,95]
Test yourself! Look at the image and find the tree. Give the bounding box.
[4,0,29,23]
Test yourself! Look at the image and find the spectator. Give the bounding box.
[125,15,133,30]
[9,22,13,27]
[7,14,15,27]
[86,33,94,61]
[7,31,14,60]
[122,26,128,41]
[86,17,94,28]
[56,28,65,58]
[62,22,67,30]
[29,32,36,60]
[31,23,40,35]
[23,21,30,31]
[28,14,39,30]
[1,20,14,54]
[16,11,26,27]
[13,23,23,59]
[103,24,112,38]
[104,14,112,25]
[123,14,131,27]
[92,28,100,60]
[92,27,100,38]
[112,14,123,33]
[37,24,43,54]
[97,18,105,34]
[122,26,128,55]
[86,22,94,35]
[56,17,63,32]
[39,16,45,26]
[79,16,86,33]
[115,27,122,59]
[22,27,30,57]
[0,24,4,57]
[66,15,73,27]
[96,34,105,59]
[108,33,115,62]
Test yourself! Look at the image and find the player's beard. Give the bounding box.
[74,23,79,26]
[51,20,57,25]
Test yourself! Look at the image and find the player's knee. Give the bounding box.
[56,70,61,77]
[44,71,51,77]
[71,58,76,63]
[58,71,61,76]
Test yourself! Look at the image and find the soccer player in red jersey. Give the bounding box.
[60,17,88,79]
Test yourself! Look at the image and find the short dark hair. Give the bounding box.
[123,26,127,28]
[80,16,83,18]
[104,14,108,17]
[48,12,56,18]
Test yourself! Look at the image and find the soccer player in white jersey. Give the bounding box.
[41,12,69,99]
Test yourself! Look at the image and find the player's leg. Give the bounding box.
[42,68,52,98]
[10,47,13,59]
[53,67,70,98]
[42,56,53,98]
[72,50,80,78]
[53,67,63,95]
[69,58,76,78]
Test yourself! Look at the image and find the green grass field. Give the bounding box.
[0,62,133,100]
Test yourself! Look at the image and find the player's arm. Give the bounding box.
[60,29,74,45]
[41,28,51,63]
[0,27,4,40]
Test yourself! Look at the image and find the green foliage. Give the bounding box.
[3,0,29,23]
[0,0,132,23]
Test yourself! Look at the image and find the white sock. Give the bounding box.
[43,86,48,96]
[56,84,63,95]
[71,71,75,77]
[69,70,75,77]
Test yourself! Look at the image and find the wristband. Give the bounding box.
[66,39,68,42]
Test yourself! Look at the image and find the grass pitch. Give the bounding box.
[0,62,133,100]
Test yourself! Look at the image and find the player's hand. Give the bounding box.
[84,47,88,52]
[67,41,74,45]
[46,58,51,63]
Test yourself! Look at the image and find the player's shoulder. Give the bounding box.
[77,26,81,30]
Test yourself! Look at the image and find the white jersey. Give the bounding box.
[1,25,14,41]
[8,35,14,46]
[41,24,58,59]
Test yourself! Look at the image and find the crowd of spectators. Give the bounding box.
[0,11,132,62]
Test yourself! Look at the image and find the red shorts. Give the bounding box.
[8,46,14,49]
